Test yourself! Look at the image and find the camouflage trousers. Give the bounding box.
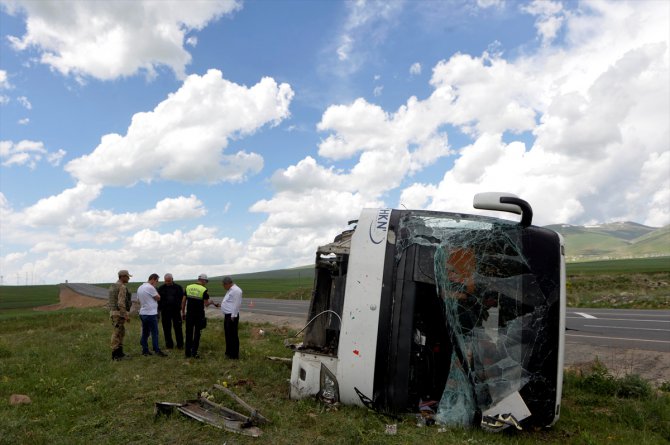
[110,315,126,350]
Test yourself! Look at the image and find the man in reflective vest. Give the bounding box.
[181,273,219,358]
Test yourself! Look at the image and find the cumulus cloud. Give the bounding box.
[403,0,670,226]
[65,69,294,186]
[0,139,65,169]
[0,223,245,284]
[0,187,226,283]
[3,0,241,81]
[21,182,103,226]
[410,62,422,75]
[522,0,565,46]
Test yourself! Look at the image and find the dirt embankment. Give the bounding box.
[40,287,670,385]
[35,285,109,311]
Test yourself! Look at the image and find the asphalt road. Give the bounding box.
[63,283,669,353]
[566,308,670,353]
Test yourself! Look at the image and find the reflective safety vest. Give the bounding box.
[185,283,207,300]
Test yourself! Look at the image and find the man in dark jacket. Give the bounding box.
[158,273,184,350]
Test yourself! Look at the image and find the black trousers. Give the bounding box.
[223,313,239,359]
[184,315,204,357]
[160,306,183,348]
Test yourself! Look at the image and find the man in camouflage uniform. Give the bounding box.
[109,269,133,360]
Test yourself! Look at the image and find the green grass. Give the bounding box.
[565,258,670,309]
[566,257,670,274]
[0,308,668,444]
[0,285,60,310]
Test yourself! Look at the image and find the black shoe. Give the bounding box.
[142,351,153,356]
[155,351,168,357]
[192,354,201,359]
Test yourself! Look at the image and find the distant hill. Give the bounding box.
[545,222,670,261]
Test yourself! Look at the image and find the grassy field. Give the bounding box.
[565,257,670,309]
[0,285,61,311]
[0,307,668,445]
[567,257,670,274]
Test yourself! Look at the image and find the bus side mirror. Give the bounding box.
[473,192,533,227]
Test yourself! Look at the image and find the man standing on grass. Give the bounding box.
[220,276,242,359]
[182,273,219,359]
[108,269,132,361]
[137,273,167,357]
[158,273,184,350]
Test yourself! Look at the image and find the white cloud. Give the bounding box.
[477,0,504,8]
[17,118,29,125]
[0,139,65,169]
[373,85,383,96]
[330,0,404,76]
[20,182,103,226]
[0,221,247,284]
[65,69,294,186]
[17,96,31,109]
[410,62,422,75]
[46,149,65,166]
[0,70,12,105]
[521,0,565,46]
[3,0,241,81]
[0,69,11,89]
[0,186,227,283]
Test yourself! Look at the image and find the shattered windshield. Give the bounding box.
[396,211,560,427]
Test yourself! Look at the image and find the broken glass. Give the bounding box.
[396,211,561,428]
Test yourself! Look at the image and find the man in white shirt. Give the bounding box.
[138,273,167,357]
[220,276,242,359]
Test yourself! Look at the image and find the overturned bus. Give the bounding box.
[288,192,565,431]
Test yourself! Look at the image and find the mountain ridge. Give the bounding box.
[544,221,670,261]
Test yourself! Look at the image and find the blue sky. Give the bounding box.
[0,0,668,285]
